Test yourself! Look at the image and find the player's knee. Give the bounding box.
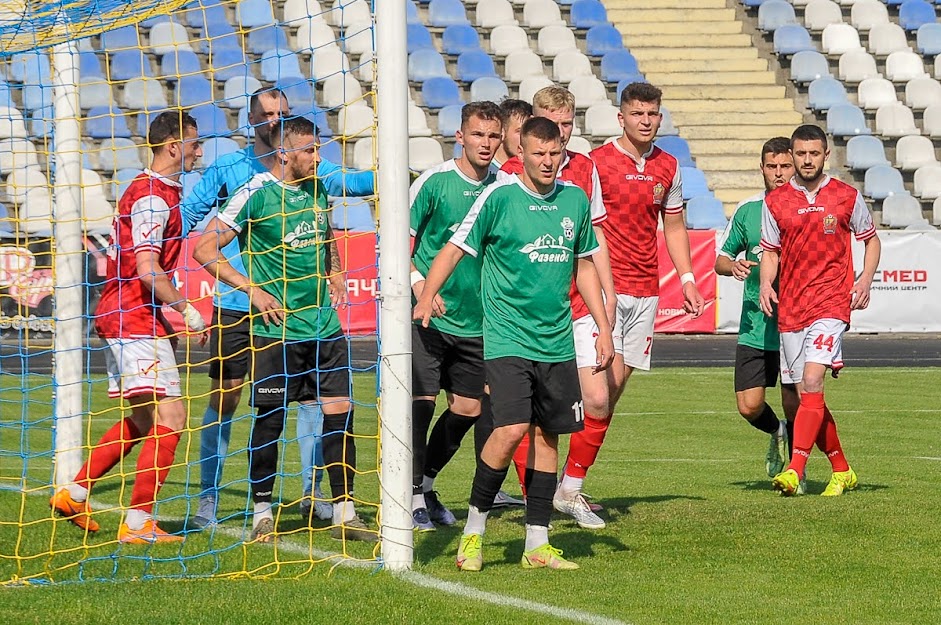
[156,397,187,431]
[449,394,481,417]
[736,396,764,420]
[581,384,609,417]
[322,397,352,414]
[487,423,529,458]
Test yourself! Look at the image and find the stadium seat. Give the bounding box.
[28,108,52,140]
[282,0,325,25]
[22,85,52,112]
[201,137,240,167]
[617,77,650,102]
[758,0,797,31]
[867,23,910,56]
[436,104,463,137]
[656,136,694,167]
[567,75,610,108]
[680,167,710,201]
[160,50,202,79]
[489,25,530,56]
[822,23,862,55]
[470,76,509,102]
[808,76,848,110]
[17,188,54,234]
[851,0,889,32]
[299,18,343,52]
[553,49,594,83]
[149,20,193,55]
[476,0,516,28]
[887,51,929,82]
[406,0,421,25]
[408,48,449,82]
[9,51,51,85]
[237,0,276,27]
[881,193,924,226]
[180,170,201,202]
[583,103,621,136]
[175,74,214,108]
[586,24,624,56]
[261,49,303,82]
[933,196,941,224]
[838,49,879,83]
[111,167,143,201]
[905,77,941,110]
[522,0,565,28]
[123,77,169,110]
[457,50,498,82]
[857,77,898,109]
[428,0,469,26]
[86,106,133,139]
[408,103,433,136]
[312,46,352,81]
[0,201,13,234]
[570,0,608,29]
[442,24,481,55]
[222,75,264,108]
[895,135,938,170]
[864,164,905,199]
[100,25,140,52]
[199,21,241,54]
[600,49,640,83]
[321,73,363,108]
[329,0,371,28]
[566,135,592,155]
[917,23,941,57]
[279,79,317,113]
[108,50,153,80]
[80,169,116,234]
[773,25,814,55]
[185,3,228,29]
[5,167,47,205]
[355,49,376,82]
[922,103,941,137]
[845,135,890,170]
[658,107,678,136]
[790,50,830,83]
[405,23,434,54]
[537,24,578,57]
[210,48,250,82]
[303,105,333,135]
[899,0,936,32]
[421,76,462,108]
[409,136,445,171]
[686,195,728,230]
[339,102,374,138]
[804,0,843,32]
[826,103,871,136]
[875,102,920,137]
[248,25,290,55]
[0,139,39,175]
[518,75,554,104]
[914,163,941,198]
[79,51,104,82]
[331,197,375,231]
[504,50,546,82]
[190,103,232,136]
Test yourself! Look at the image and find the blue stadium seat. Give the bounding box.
[302,107,333,137]
[742,0,771,6]
[100,25,140,51]
[160,50,202,78]
[29,107,52,139]
[470,76,509,102]
[237,0,276,28]
[23,85,52,112]
[0,201,13,234]
[330,197,375,231]
[113,168,143,201]
[184,4,227,28]
[681,167,710,201]
[656,136,694,167]
[279,80,317,116]
[437,104,463,137]
[79,52,104,80]
[773,24,814,55]
[616,76,649,101]
[899,0,936,32]
[457,50,497,82]
[686,195,728,230]
[319,138,342,164]
[181,171,202,201]
[601,49,640,82]
[790,50,830,84]
[827,104,871,137]
[864,165,906,199]
[248,25,290,55]
[845,135,890,170]
[190,103,232,136]
[428,0,470,27]
[175,74,214,107]
[407,1,421,24]
[210,48,249,81]
[585,25,624,56]
[570,0,609,29]
[137,109,171,137]
[757,0,797,32]
[261,49,303,82]
[408,48,449,82]
[86,106,133,139]
[202,137,240,166]
[916,23,941,56]
[407,24,434,54]
[808,77,848,111]
[200,22,241,54]
[442,24,481,55]
[422,76,463,108]
[108,50,153,80]
[10,52,51,84]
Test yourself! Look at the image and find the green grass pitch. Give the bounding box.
[2,366,941,624]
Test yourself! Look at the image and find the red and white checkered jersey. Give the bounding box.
[95,170,184,339]
[501,150,608,319]
[760,176,876,333]
[590,140,683,298]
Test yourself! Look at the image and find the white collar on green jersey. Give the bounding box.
[447,158,499,185]
[512,174,559,200]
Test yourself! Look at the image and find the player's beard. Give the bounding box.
[796,162,824,185]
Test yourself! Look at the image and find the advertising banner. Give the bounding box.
[655,230,718,333]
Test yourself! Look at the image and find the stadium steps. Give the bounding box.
[605,0,802,214]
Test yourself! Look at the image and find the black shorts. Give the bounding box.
[485,356,584,435]
[734,344,779,392]
[250,332,351,408]
[412,324,485,398]
[207,307,251,381]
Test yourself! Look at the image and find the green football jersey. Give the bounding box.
[218,172,340,341]
[410,159,498,337]
[718,192,779,351]
[451,175,599,362]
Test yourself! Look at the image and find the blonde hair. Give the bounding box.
[532,85,575,113]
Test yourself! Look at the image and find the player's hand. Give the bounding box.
[412,298,434,328]
[758,283,778,317]
[329,273,349,308]
[181,303,209,346]
[604,296,617,330]
[731,259,757,281]
[850,276,873,310]
[682,282,705,318]
[411,280,446,317]
[592,328,615,374]
[249,286,284,327]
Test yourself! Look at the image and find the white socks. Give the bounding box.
[524,524,549,552]
[464,505,489,536]
[253,502,273,528]
[67,483,88,503]
[125,508,151,531]
[559,473,584,496]
[412,493,426,512]
[421,475,435,493]
[333,500,356,524]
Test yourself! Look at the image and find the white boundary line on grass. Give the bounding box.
[613,408,941,416]
[18,490,631,625]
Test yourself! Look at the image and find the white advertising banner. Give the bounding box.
[716,230,941,334]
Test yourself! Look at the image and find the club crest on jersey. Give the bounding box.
[561,217,575,241]
[519,234,571,263]
[652,182,665,205]
[823,213,837,235]
[282,221,319,249]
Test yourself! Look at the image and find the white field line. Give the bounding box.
[613,408,941,416]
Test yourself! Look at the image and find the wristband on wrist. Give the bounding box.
[680,272,696,286]
[410,270,425,286]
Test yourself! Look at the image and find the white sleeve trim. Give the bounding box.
[217,180,264,232]
[663,165,684,211]
[576,245,600,259]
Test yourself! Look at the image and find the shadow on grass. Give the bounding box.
[593,493,706,518]
[732,479,890,495]
[490,530,630,565]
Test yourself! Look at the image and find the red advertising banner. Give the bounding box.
[654,230,717,333]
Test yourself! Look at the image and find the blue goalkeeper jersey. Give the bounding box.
[180,147,375,313]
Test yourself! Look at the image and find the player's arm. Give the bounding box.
[318,158,375,197]
[588,166,616,325]
[325,223,348,307]
[662,211,705,317]
[408,172,445,316]
[178,161,224,235]
[575,257,615,373]
[412,243,464,326]
[715,209,754,281]
[849,192,881,310]
[758,199,781,317]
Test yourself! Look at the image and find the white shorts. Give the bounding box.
[573,294,657,371]
[104,337,181,399]
[779,318,847,385]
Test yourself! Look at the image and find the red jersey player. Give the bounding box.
[759,124,880,497]
[551,82,705,527]
[50,112,206,542]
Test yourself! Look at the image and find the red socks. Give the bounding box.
[564,414,610,479]
[75,417,143,491]
[512,433,530,497]
[816,406,850,472]
[788,391,826,477]
[129,424,181,514]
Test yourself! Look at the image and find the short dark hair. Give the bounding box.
[620,82,662,107]
[499,98,533,125]
[270,115,318,146]
[520,116,561,143]
[790,124,828,150]
[148,110,198,152]
[250,87,288,116]
[461,101,503,129]
[761,137,791,160]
